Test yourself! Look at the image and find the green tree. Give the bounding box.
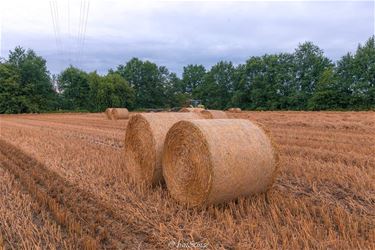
[105,73,135,109]
[276,53,296,109]
[182,64,206,98]
[308,68,340,110]
[292,42,332,109]
[0,47,57,113]
[79,71,136,112]
[230,64,246,108]
[237,53,295,110]
[164,72,189,108]
[58,66,90,110]
[240,56,267,110]
[195,61,235,109]
[348,37,375,109]
[0,63,22,113]
[116,58,165,108]
[87,71,103,111]
[334,37,375,110]
[327,54,354,109]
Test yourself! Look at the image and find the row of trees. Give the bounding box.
[1,36,374,113]
[0,47,57,113]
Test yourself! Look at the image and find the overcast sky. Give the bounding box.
[0,0,374,75]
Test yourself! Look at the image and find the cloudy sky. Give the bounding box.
[0,0,374,75]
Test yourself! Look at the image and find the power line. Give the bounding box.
[0,0,3,59]
[53,0,63,55]
[55,0,65,62]
[77,0,90,68]
[80,0,87,66]
[68,0,71,65]
[49,1,58,50]
[53,1,59,47]
[49,0,91,68]
[77,0,84,66]
[80,0,90,66]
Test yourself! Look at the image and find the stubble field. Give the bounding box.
[0,111,374,249]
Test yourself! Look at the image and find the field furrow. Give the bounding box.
[0,139,149,249]
[0,111,374,249]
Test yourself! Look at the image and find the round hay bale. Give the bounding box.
[105,108,114,120]
[179,107,205,113]
[111,108,129,120]
[124,112,202,185]
[228,108,242,113]
[200,110,228,119]
[162,119,278,206]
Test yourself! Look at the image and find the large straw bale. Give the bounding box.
[111,108,129,120]
[179,107,205,113]
[228,108,242,113]
[105,108,113,119]
[124,112,202,185]
[162,119,278,206]
[200,110,228,119]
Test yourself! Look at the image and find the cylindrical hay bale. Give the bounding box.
[200,110,228,119]
[105,108,113,119]
[111,108,129,120]
[163,119,278,206]
[228,108,242,113]
[124,112,202,185]
[179,107,205,113]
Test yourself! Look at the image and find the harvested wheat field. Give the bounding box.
[0,111,374,249]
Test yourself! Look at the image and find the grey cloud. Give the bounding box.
[1,1,374,75]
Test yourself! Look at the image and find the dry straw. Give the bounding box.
[179,107,205,114]
[228,108,242,113]
[162,119,278,206]
[124,112,202,185]
[111,108,129,120]
[105,108,113,120]
[200,110,228,119]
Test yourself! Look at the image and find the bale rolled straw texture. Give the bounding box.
[179,107,205,113]
[124,112,202,185]
[162,119,279,206]
[200,110,228,119]
[111,108,129,120]
[105,108,113,119]
[228,108,241,113]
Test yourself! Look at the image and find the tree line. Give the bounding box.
[0,36,374,114]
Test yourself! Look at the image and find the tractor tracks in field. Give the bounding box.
[0,232,4,250]
[2,119,124,150]
[0,139,150,249]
